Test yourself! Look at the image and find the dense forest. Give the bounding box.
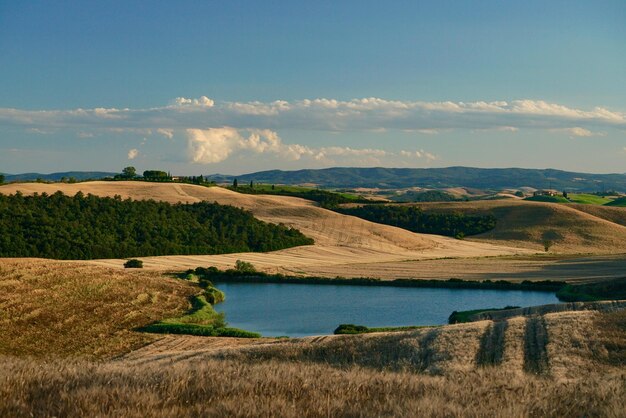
[336,205,496,238]
[226,184,365,208]
[0,192,313,259]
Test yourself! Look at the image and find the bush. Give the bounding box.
[334,324,369,334]
[204,286,225,304]
[124,259,143,268]
[235,260,256,273]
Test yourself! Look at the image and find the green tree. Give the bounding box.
[143,170,169,180]
[122,166,137,178]
[0,174,4,184]
[233,178,238,188]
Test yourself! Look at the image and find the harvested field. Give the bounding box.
[3,182,626,282]
[1,256,625,416]
[417,200,626,253]
[0,259,196,358]
[2,307,625,417]
[0,182,530,275]
[2,356,624,418]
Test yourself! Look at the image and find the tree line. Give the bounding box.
[335,204,497,238]
[0,191,314,259]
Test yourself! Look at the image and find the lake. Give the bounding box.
[214,282,559,337]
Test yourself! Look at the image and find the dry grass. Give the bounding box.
[0,259,196,358]
[4,182,626,283]
[418,200,626,253]
[1,255,625,416]
[1,357,624,418]
[0,181,530,277]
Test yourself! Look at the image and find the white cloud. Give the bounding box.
[1,97,624,134]
[187,127,433,165]
[550,127,606,137]
[172,96,214,107]
[400,149,437,161]
[127,149,139,160]
[156,128,174,139]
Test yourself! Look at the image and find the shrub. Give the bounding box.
[124,259,143,268]
[235,260,256,273]
[335,324,369,334]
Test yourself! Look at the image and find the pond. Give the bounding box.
[214,282,559,337]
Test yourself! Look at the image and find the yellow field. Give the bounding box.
[1,256,625,416]
[1,308,624,417]
[3,181,626,282]
[0,259,196,358]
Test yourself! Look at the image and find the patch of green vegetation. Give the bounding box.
[335,204,496,238]
[0,191,313,259]
[141,323,260,338]
[556,278,626,302]
[524,195,570,203]
[334,323,431,334]
[226,184,366,208]
[605,196,626,207]
[188,266,565,293]
[141,293,260,338]
[567,193,613,205]
[389,190,458,203]
[448,306,520,324]
[123,259,143,268]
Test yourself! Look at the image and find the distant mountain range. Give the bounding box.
[3,167,626,192]
[207,167,626,192]
[1,171,117,182]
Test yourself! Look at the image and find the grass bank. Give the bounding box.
[334,323,432,335]
[187,266,564,293]
[139,290,260,338]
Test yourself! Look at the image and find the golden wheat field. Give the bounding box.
[1,184,625,417]
[1,259,625,417]
[3,181,626,282]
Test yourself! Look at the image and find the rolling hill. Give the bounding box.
[3,181,626,281]
[208,166,626,192]
[1,171,116,182]
[416,200,626,253]
[0,181,528,273]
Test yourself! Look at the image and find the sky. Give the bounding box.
[0,1,625,176]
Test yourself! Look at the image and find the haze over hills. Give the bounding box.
[208,167,626,192]
[2,171,117,182]
[5,167,626,192]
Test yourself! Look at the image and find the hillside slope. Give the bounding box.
[0,182,528,273]
[209,166,626,191]
[417,200,626,253]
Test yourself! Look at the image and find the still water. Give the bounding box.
[214,282,559,337]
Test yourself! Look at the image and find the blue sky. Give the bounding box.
[1,1,625,175]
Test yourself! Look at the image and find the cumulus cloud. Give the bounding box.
[550,127,605,137]
[187,127,432,165]
[1,96,623,134]
[156,128,174,139]
[172,96,214,107]
[127,149,139,160]
[400,150,437,161]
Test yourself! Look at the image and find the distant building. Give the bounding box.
[533,189,559,197]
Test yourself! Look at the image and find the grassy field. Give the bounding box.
[606,196,626,207]
[567,193,614,205]
[1,309,625,417]
[1,258,625,416]
[524,195,571,203]
[0,259,196,358]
